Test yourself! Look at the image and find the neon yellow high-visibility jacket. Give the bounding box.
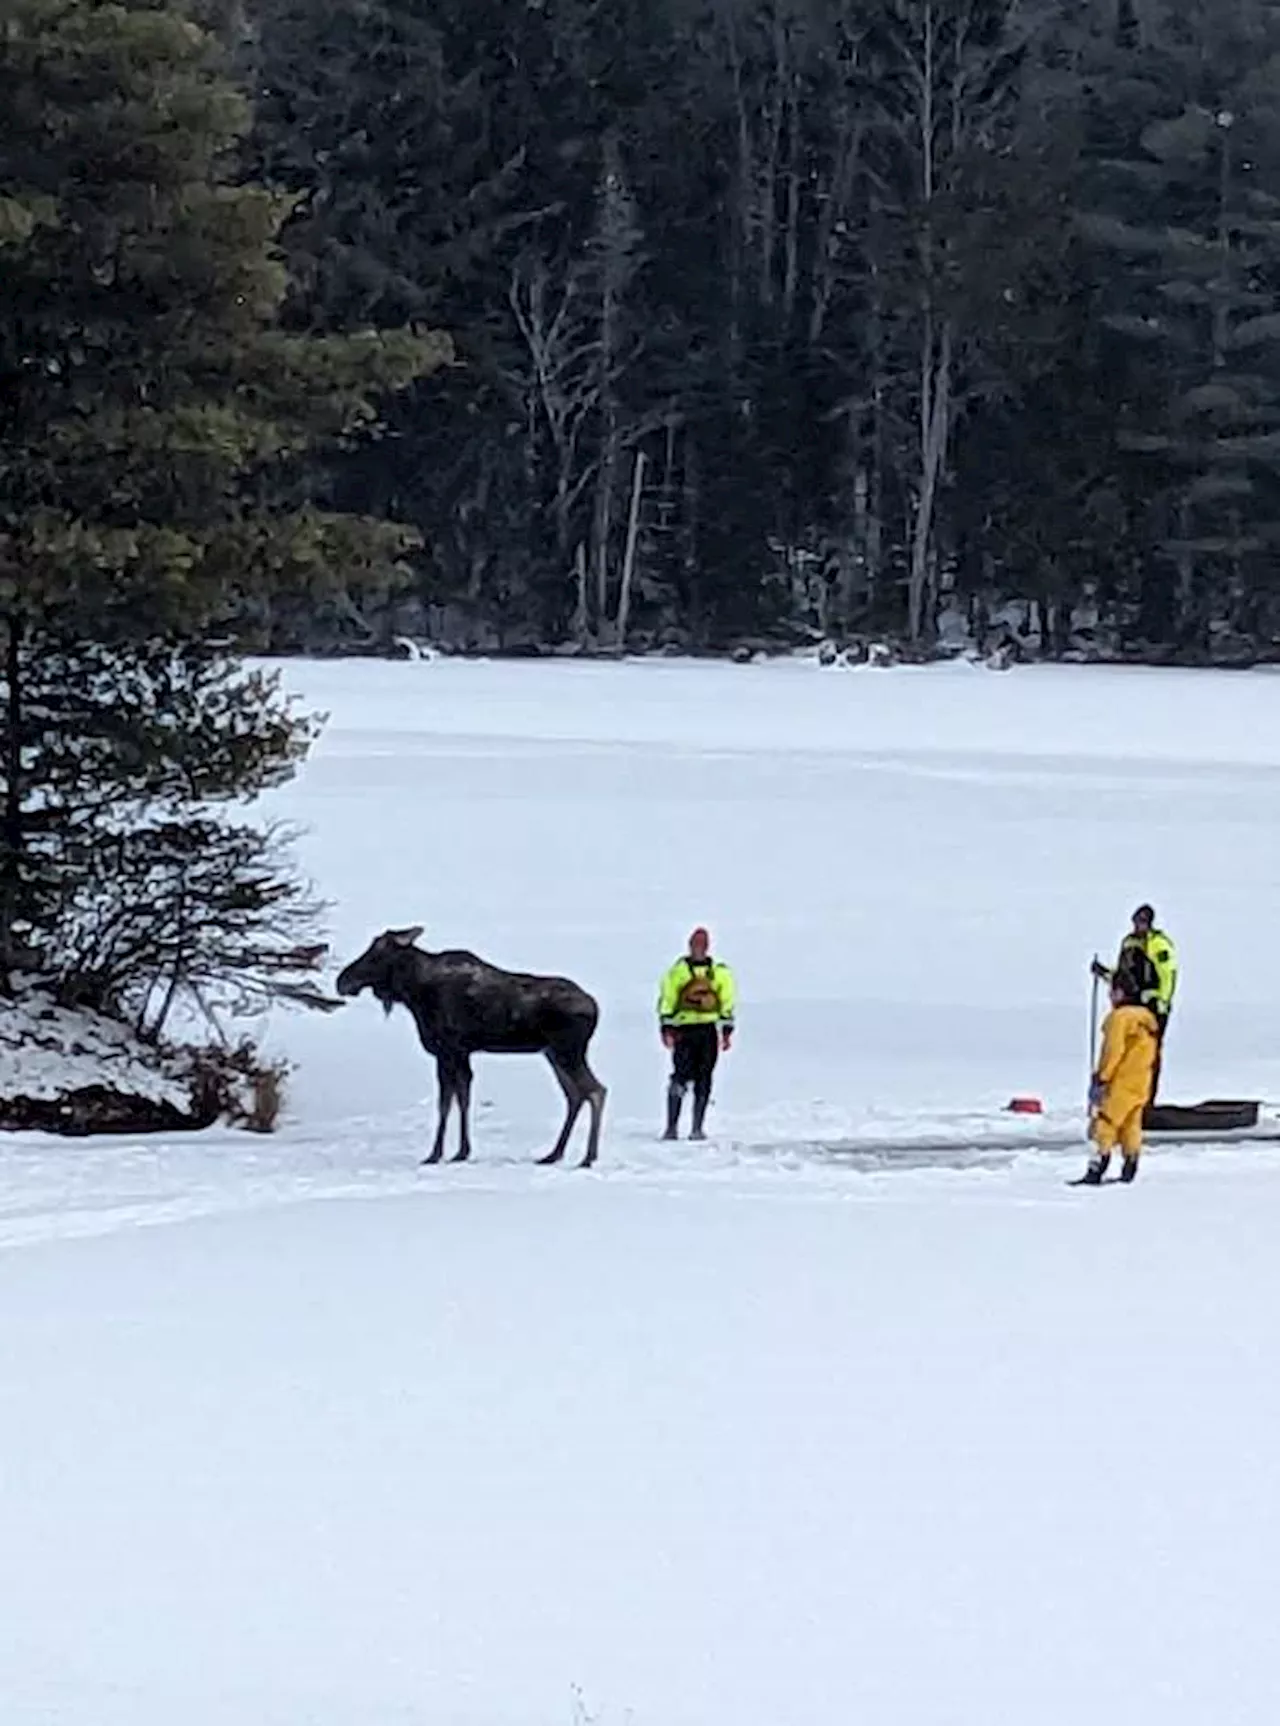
[1112,928,1178,1016]
[658,956,736,1029]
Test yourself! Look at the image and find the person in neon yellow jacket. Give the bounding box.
[657,926,736,1141]
[1091,903,1177,1100]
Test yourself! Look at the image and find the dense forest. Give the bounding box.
[236,0,1280,660]
[9,0,1280,666]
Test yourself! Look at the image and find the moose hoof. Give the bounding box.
[420,1149,444,1166]
[536,1148,566,1166]
[450,1147,472,1164]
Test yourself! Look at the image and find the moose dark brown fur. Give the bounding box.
[335,927,606,1167]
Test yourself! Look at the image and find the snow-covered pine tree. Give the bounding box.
[8,643,324,1032]
[0,0,449,1102]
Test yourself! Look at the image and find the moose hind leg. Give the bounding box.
[540,1047,606,1169]
[536,1051,584,1166]
[422,1059,456,1166]
[578,1057,607,1169]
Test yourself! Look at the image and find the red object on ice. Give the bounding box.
[1006,1096,1044,1115]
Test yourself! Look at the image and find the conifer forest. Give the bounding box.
[243,0,1280,661]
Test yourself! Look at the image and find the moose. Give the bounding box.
[335,927,607,1168]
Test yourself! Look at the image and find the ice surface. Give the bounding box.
[4,654,1280,1725]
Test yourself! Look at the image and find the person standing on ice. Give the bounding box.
[1091,903,1177,1100]
[657,927,735,1141]
[1079,973,1160,1184]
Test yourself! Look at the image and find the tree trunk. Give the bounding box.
[1175,494,1194,643]
[466,461,492,605]
[848,460,869,632]
[592,423,618,631]
[591,131,634,633]
[145,881,190,1045]
[909,319,952,641]
[757,9,787,306]
[907,1,942,642]
[571,542,589,644]
[867,247,887,622]
[614,448,647,651]
[809,111,863,349]
[0,611,24,993]
[721,0,753,369]
[781,69,802,330]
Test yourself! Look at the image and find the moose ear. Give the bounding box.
[390,925,424,947]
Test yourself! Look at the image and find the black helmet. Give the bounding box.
[1112,967,1142,1005]
[1132,903,1155,925]
[1114,945,1152,999]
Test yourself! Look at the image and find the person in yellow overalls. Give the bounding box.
[1091,903,1177,1100]
[1078,973,1160,1184]
[657,927,736,1141]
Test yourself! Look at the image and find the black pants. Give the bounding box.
[1150,1010,1169,1103]
[670,1023,719,1109]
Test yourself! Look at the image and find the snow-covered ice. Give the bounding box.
[5,654,1280,1725]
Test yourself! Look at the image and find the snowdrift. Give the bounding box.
[0,988,266,1135]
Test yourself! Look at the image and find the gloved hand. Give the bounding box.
[720,1026,733,1053]
[1090,959,1110,981]
[661,1027,675,1050]
[1088,1076,1104,1111]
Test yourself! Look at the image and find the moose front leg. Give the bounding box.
[450,1056,474,1162]
[422,1058,457,1165]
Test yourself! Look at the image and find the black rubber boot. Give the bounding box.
[663,1082,684,1141]
[1120,1156,1139,1183]
[690,1085,711,1141]
[1082,1153,1110,1185]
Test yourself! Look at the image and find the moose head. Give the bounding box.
[335,926,424,1012]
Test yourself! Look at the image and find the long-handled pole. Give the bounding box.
[1088,958,1101,1110]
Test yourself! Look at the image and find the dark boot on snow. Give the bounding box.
[663,1083,684,1141]
[1120,1156,1139,1183]
[690,1085,711,1141]
[1080,1153,1110,1185]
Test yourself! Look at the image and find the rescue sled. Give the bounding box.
[1143,1098,1267,1136]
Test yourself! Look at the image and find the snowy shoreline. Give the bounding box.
[0,988,277,1136]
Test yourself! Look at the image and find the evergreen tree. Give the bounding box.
[1078,0,1280,644]
[0,0,449,1007]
